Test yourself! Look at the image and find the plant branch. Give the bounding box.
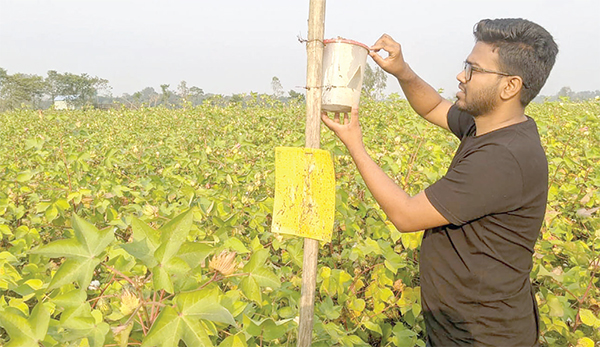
[59,138,73,196]
[102,264,137,288]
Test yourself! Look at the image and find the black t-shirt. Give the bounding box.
[422,105,547,347]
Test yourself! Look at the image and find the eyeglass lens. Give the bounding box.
[464,62,472,81]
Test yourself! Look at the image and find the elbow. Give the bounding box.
[388,213,421,233]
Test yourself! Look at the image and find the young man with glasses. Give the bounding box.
[322,18,558,346]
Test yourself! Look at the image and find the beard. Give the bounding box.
[456,81,500,117]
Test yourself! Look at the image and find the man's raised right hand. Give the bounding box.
[370,34,408,79]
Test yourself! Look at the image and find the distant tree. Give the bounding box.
[288,89,305,102]
[160,84,171,105]
[0,68,8,96]
[557,86,574,99]
[229,93,245,105]
[362,63,387,100]
[555,86,600,101]
[45,70,61,102]
[189,86,205,105]
[0,69,46,111]
[271,76,283,98]
[132,91,143,107]
[44,71,109,108]
[177,80,190,103]
[140,87,160,106]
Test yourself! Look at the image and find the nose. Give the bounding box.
[457,69,467,84]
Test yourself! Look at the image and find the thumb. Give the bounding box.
[369,51,385,68]
[321,112,336,130]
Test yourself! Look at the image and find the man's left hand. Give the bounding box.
[321,105,364,154]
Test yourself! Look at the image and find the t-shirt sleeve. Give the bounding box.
[447,104,475,139]
[425,144,524,226]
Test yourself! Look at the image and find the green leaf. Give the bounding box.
[0,224,12,236]
[60,303,96,330]
[30,302,51,340]
[56,303,109,345]
[87,321,111,347]
[392,325,418,347]
[319,296,341,320]
[412,302,422,317]
[177,241,213,269]
[51,289,87,309]
[142,306,183,347]
[30,215,114,290]
[0,303,50,347]
[45,205,58,221]
[154,208,194,264]
[47,257,100,291]
[580,308,600,327]
[384,250,405,274]
[250,267,281,289]
[219,334,247,347]
[71,214,115,256]
[0,308,39,347]
[142,305,213,347]
[240,276,261,303]
[176,290,236,326]
[547,296,564,317]
[16,171,33,183]
[400,232,422,250]
[363,320,383,335]
[577,337,595,347]
[131,216,160,248]
[153,265,174,293]
[243,248,269,273]
[31,238,89,258]
[180,316,214,346]
[258,319,289,341]
[223,237,250,254]
[121,237,159,268]
[150,256,190,294]
[347,298,366,313]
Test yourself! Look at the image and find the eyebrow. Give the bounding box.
[464,59,481,67]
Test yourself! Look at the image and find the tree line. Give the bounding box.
[0,64,391,111]
[1,65,595,112]
[0,68,110,111]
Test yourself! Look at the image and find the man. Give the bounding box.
[321,18,558,346]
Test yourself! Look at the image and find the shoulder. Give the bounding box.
[448,105,475,139]
[491,118,547,167]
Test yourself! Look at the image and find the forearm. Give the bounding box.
[347,144,411,231]
[395,64,445,118]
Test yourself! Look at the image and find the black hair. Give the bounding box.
[474,18,558,106]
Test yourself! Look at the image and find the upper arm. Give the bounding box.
[391,191,450,232]
[421,99,453,132]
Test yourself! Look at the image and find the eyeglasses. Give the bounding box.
[463,61,529,89]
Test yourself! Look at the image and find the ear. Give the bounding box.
[500,76,524,101]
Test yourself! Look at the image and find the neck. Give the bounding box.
[474,105,527,136]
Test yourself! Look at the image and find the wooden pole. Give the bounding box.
[297,1,325,346]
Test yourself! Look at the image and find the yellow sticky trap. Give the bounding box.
[272,147,335,242]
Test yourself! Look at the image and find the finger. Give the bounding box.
[350,104,359,125]
[370,34,395,52]
[334,112,340,123]
[369,51,385,66]
[321,112,336,129]
[341,112,348,125]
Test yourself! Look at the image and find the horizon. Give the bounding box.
[1,0,599,100]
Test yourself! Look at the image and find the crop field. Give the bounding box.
[0,97,599,346]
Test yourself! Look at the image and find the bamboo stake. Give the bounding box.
[297,1,326,346]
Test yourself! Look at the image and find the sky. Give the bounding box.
[1,0,599,99]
